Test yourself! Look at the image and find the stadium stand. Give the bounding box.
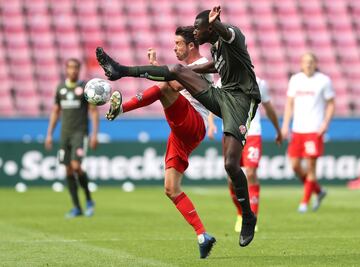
[0,0,359,116]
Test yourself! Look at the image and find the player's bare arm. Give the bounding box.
[190,61,217,74]
[209,6,232,42]
[88,104,99,149]
[45,104,61,150]
[281,96,294,138]
[263,101,283,145]
[318,98,335,136]
[207,113,217,140]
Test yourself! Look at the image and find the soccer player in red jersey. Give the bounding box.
[208,77,282,232]
[281,52,335,213]
[106,26,216,258]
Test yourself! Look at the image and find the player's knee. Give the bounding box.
[164,186,174,199]
[164,186,180,199]
[246,170,257,184]
[292,163,302,173]
[65,166,72,176]
[224,159,239,177]
[70,162,81,173]
[169,64,184,74]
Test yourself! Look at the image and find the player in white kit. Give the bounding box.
[281,52,335,213]
[208,77,282,231]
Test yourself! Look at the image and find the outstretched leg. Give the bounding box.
[96,48,209,97]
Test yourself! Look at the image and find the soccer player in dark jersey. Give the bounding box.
[96,6,260,247]
[45,58,99,218]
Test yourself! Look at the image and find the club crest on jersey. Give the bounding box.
[136,93,143,101]
[239,125,247,135]
[75,86,83,96]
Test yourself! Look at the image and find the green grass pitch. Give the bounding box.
[0,186,359,266]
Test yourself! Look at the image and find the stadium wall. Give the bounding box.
[0,118,359,186]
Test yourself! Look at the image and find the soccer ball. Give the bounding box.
[84,78,112,106]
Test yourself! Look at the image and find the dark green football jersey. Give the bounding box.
[55,80,89,135]
[211,24,261,103]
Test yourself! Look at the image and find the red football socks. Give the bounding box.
[122,85,161,113]
[302,175,322,194]
[302,180,315,204]
[249,184,260,215]
[313,181,322,194]
[172,192,205,235]
[228,183,243,215]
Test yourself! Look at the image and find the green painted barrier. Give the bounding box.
[0,141,359,186]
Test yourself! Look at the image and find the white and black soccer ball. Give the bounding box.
[84,78,112,106]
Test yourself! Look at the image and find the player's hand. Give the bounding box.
[281,126,289,139]
[45,135,53,150]
[147,48,159,66]
[318,123,328,136]
[207,124,217,140]
[275,131,283,146]
[89,134,98,150]
[209,6,221,24]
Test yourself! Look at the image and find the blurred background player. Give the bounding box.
[105,26,216,258]
[45,58,99,218]
[208,77,282,232]
[281,52,335,213]
[96,6,261,247]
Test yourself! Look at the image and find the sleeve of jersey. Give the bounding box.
[221,27,236,44]
[323,77,335,100]
[287,76,296,97]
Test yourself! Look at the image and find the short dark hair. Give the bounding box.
[175,26,199,48]
[66,58,81,68]
[196,9,221,25]
[196,10,210,22]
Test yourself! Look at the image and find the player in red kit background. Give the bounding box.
[282,52,335,213]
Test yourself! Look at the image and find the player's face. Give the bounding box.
[66,60,80,81]
[174,35,190,61]
[301,54,317,77]
[193,19,211,45]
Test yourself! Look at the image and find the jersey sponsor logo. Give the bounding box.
[75,87,83,96]
[60,99,81,109]
[295,90,315,97]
